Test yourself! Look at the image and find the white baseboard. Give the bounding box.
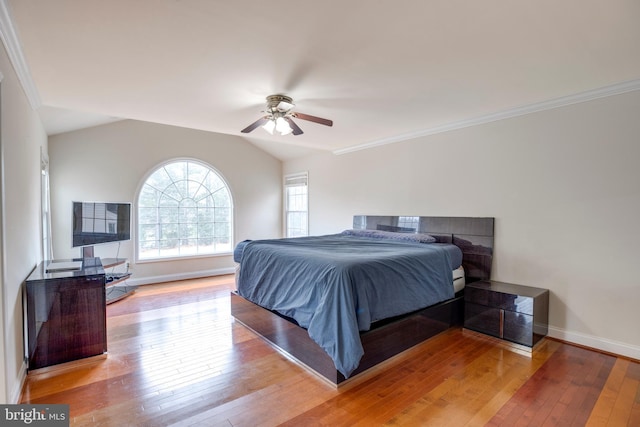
[548,326,640,361]
[11,362,27,403]
[126,267,236,287]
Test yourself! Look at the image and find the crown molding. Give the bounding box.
[0,0,41,109]
[334,79,640,156]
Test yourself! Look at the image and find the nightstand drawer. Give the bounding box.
[465,303,537,346]
[503,311,534,346]
[464,302,501,338]
[465,284,535,315]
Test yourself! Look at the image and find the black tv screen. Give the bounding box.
[72,202,131,248]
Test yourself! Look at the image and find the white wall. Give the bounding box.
[284,90,640,359]
[0,45,48,402]
[49,120,282,284]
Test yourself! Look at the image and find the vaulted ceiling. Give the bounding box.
[6,0,640,160]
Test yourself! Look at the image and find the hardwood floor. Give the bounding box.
[20,275,640,426]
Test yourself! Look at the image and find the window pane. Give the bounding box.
[158,207,177,224]
[214,207,230,222]
[179,206,197,223]
[139,185,161,206]
[164,162,187,183]
[159,223,178,241]
[159,193,179,207]
[164,183,184,202]
[212,190,230,207]
[138,207,157,225]
[188,163,209,185]
[214,222,230,239]
[198,207,214,222]
[205,173,225,193]
[139,224,158,240]
[145,168,172,191]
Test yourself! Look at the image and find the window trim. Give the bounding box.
[283,172,309,238]
[40,147,53,260]
[135,157,234,263]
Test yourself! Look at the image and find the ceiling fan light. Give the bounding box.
[262,119,275,134]
[276,101,294,112]
[275,117,293,135]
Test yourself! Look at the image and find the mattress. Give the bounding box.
[453,266,465,293]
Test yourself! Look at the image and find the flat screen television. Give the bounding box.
[72,201,132,248]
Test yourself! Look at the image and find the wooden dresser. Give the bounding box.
[464,280,549,347]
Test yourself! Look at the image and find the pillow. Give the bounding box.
[341,229,436,243]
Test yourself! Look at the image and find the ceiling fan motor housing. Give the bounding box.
[266,94,294,112]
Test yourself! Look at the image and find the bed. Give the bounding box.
[231,215,494,385]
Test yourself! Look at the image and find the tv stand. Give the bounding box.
[25,257,107,370]
[80,247,136,303]
[101,257,136,304]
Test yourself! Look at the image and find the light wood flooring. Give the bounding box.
[20,275,640,426]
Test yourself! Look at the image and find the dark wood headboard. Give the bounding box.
[353,215,495,283]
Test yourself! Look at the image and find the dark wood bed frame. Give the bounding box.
[230,216,495,385]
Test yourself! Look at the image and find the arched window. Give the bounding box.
[137,159,233,260]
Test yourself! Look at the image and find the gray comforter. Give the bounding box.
[235,234,461,378]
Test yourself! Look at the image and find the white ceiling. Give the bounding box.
[6,0,640,160]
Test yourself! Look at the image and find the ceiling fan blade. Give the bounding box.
[293,112,333,127]
[284,117,304,135]
[241,117,269,133]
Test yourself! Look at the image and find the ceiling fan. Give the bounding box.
[241,94,333,136]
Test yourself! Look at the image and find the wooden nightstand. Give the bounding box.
[464,280,549,347]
